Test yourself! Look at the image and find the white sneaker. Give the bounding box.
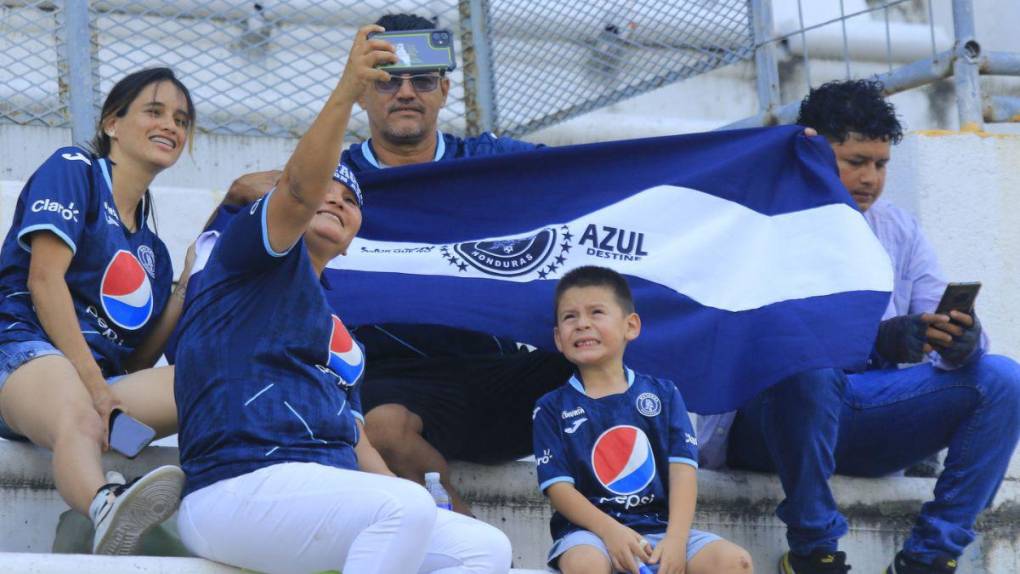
[91,465,185,555]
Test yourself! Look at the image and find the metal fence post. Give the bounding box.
[459,0,497,135]
[58,0,98,146]
[951,0,983,131]
[749,0,780,124]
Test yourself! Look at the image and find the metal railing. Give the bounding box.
[0,0,759,143]
[1,0,1017,144]
[727,0,1020,131]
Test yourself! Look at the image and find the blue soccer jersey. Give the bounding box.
[342,130,540,173]
[532,368,699,540]
[174,191,366,496]
[0,147,173,375]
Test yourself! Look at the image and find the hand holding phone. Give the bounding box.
[924,282,981,355]
[935,282,981,316]
[367,29,457,73]
[109,409,156,459]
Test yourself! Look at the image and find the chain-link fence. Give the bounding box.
[728,0,1020,130]
[94,1,469,139]
[0,2,69,128]
[0,0,761,141]
[4,1,1017,141]
[482,0,754,137]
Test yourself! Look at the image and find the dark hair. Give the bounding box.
[795,79,903,144]
[89,67,196,157]
[374,13,437,31]
[87,67,195,233]
[554,266,635,321]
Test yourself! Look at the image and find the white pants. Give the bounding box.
[177,462,512,574]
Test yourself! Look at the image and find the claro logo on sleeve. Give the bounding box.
[32,199,79,222]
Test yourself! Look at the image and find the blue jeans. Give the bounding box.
[727,354,1020,563]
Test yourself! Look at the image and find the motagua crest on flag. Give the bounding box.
[448,226,568,278]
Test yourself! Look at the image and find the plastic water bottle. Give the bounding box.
[424,472,452,510]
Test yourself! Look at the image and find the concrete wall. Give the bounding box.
[884,131,1020,370]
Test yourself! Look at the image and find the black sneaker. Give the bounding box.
[885,551,958,573]
[905,457,943,478]
[778,549,851,573]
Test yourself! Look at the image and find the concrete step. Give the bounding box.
[2,440,1019,572]
[0,553,547,573]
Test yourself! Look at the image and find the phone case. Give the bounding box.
[109,410,156,459]
[370,30,456,73]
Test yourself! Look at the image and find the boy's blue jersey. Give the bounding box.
[0,147,172,375]
[174,191,366,496]
[532,368,699,540]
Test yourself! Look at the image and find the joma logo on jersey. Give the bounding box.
[32,199,79,222]
[579,224,648,261]
[61,152,92,165]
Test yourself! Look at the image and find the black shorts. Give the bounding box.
[360,350,573,463]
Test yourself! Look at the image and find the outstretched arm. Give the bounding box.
[265,25,394,253]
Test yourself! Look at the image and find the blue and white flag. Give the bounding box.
[323,126,893,413]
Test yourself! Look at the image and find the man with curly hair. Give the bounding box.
[698,80,1020,574]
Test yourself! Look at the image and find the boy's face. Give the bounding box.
[554,285,640,368]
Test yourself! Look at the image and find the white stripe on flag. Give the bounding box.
[333,185,892,312]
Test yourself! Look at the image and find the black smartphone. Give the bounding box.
[368,29,457,73]
[935,281,981,315]
[109,409,156,459]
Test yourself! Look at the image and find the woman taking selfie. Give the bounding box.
[173,26,511,574]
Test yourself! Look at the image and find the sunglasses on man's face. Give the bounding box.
[373,73,442,94]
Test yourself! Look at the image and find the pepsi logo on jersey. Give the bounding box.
[591,425,656,495]
[326,314,364,389]
[99,250,154,331]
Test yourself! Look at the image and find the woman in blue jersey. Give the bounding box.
[0,68,195,553]
[173,26,511,574]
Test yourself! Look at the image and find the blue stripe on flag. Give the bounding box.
[324,270,888,413]
[355,126,852,244]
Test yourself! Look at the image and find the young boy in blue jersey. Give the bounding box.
[533,266,752,574]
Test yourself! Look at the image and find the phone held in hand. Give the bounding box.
[109,409,156,459]
[935,282,981,316]
[368,29,457,73]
